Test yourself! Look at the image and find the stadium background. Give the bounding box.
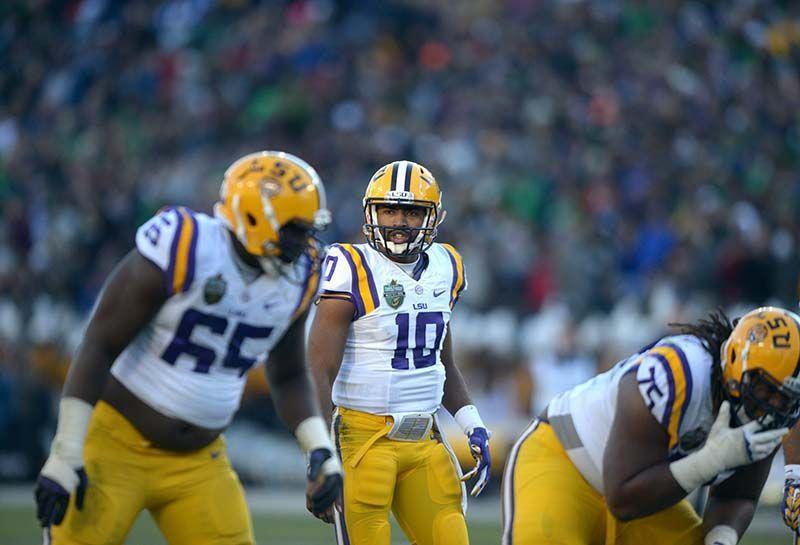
[1,0,800,542]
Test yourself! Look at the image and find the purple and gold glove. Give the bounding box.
[783,465,800,535]
[461,427,491,497]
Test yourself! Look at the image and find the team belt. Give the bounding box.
[386,412,434,442]
[348,411,434,468]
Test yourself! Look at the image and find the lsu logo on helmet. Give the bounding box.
[362,160,445,257]
[721,306,800,428]
[214,151,331,268]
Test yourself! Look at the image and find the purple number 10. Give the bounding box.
[391,311,445,370]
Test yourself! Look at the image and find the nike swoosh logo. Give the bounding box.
[433,289,446,297]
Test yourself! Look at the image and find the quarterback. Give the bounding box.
[502,307,800,545]
[308,160,491,545]
[34,151,343,545]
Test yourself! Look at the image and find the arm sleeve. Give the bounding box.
[635,343,693,450]
[135,206,199,296]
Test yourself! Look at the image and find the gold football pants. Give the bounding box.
[49,401,254,545]
[332,407,468,545]
[501,419,703,545]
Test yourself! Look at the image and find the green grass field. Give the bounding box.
[0,504,792,545]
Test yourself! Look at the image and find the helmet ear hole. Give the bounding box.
[246,213,258,226]
[731,349,736,363]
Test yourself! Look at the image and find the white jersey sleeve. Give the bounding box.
[318,243,369,318]
[135,206,200,296]
[319,244,353,293]
[636,341,694,451]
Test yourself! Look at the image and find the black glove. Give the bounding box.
[34,467,88,526]
[306,448,343,522]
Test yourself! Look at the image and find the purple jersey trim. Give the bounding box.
[411,252,429,281]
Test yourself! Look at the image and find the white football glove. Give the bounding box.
[670,401,788,492]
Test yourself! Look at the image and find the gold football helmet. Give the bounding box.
[214,151,331,268]
[362,160,445,257]
[721,306,800,428]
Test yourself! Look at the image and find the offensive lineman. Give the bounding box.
[308,160,491,545]
[503,308,800,545]
[34,151,343,545]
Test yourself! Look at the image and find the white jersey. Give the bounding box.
[110,207,318,429]
[319,242,467,415]
[547,334,716,492]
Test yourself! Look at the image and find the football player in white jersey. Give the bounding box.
[34,151,343,545]
[308,160,491,545]
[502,307,800,545]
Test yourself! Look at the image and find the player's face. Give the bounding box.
[376,205,426,245]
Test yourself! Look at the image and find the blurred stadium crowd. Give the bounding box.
[1,0,800,481]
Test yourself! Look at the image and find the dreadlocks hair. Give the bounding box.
[669,309,737,408]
